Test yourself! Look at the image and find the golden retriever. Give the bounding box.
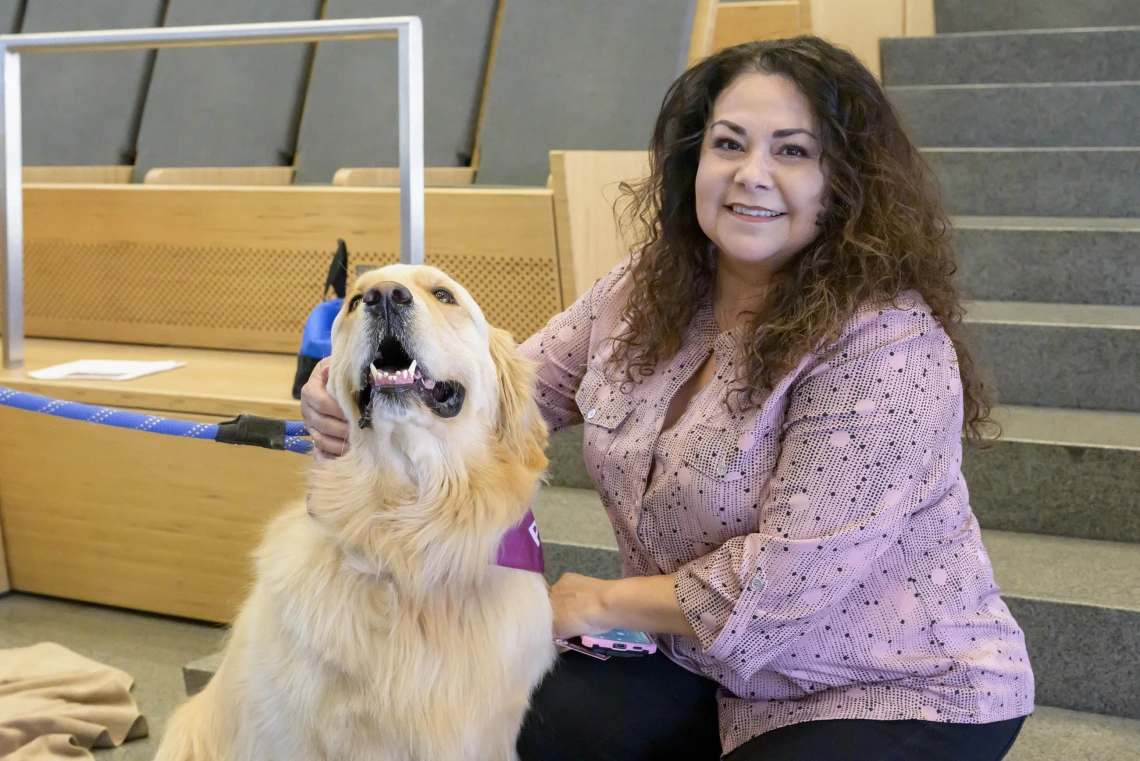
[155,265,556,761]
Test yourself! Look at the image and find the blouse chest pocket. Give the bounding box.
[679,421,752,482]
[575,370,638,480]
[676,420,769,543]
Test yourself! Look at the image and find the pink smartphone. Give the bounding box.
[579,628,657,655]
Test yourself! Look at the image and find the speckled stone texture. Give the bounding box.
[926,148,1140,218]
[933,0,1140,33]
[891,83,1140,148]
[882,28,1140,86]
[963,439,1140,542]
[952,219,1140,306]
[964,316,1140,412]
[1009,599,1140,719]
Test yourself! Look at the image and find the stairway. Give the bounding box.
[536,2,1140,759]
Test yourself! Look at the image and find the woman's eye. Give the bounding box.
[347,295,363,312]
[432,288,455,304]
[712,136,743,151]
[780,144,810,158]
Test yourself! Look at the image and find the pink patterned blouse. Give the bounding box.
[519,261,1034,754]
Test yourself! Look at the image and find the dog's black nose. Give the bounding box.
[363,281,413,316]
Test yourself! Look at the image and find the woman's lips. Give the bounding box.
[726,203,786,222]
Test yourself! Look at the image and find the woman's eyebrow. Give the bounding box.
[711,119,747,135]
[711,121,817,140]
[773,127,817,139]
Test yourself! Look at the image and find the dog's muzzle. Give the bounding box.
[355,283,466,428]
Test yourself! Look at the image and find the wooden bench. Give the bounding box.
[0,340,303,620]
[0,181,563,621]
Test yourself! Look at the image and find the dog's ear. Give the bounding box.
[487,327,548,472]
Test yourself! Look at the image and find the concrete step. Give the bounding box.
[882,27,1140,86]
[1008,706,1140,761]
[926,148,1140,218]
[934,0,1140,33]
[533,487,1140,720]
[952,217,1140,306]
[891,82,1140,148]
[984,530,1140,720]
[963,406,1140,543]
[963,301,1140,412]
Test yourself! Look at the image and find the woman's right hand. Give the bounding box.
[300,357,350,463]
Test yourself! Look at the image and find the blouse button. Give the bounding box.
[716,461,728,476]
[749,577,764,592]
[587,409,596,419]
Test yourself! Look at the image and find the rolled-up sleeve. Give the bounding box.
[674,306,964,681]
[518,262,629,434]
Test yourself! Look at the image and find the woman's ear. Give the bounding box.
[487,327,549,473]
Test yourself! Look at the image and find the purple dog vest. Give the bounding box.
[495,509,544,574]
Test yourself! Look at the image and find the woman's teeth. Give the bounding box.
[731,205,782,217]
[371,359,421,386]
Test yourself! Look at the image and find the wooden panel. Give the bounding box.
[21,185,561,349]
[0,338,301,419]
[688,0,720,65]
[550,150,650,303]
[904,0,936,36]
[713,1,802,52]
[23,166,132,184]
[799,0,814,34]
[144,167,296,186]
[332,167,476,187]
[0,404,307,622]
[810,0,905,79]
[0,510,8,593]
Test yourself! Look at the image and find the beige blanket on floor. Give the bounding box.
[0,642,147,761]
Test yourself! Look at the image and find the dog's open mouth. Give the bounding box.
[356,334,466,427]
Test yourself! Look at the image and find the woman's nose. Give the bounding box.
[734,151,774,189]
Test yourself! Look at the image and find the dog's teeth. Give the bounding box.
[408,360,417,377]
[422,378,436,390]
[370,366,381,383]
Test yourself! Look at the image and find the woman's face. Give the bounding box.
[694,72,826,278]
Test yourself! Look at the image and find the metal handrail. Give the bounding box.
[0,17,425,369]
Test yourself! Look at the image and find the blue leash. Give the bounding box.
[0,385,313,455]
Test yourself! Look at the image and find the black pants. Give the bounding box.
[517,650,1026,761]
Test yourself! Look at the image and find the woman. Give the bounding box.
[302,37,1033,761]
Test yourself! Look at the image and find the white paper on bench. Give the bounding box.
[27,360,187,382]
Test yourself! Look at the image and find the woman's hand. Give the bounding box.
[550,572,697,641]
[550,573,615,640]
[300,358,351,463]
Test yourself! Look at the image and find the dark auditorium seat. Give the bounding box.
[293,0,497,184]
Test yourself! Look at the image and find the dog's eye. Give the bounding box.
[432,288,455,304]
[347,294,363,313]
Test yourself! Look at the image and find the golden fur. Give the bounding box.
[154,265,556,761]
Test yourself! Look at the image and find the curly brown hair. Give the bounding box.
[611,36,997,443]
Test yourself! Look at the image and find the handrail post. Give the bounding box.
[398,17,424,266]
[0,47,22,369]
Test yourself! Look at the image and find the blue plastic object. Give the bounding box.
[299,298,344,360]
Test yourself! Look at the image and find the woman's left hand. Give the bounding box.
[549,572,614,640]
